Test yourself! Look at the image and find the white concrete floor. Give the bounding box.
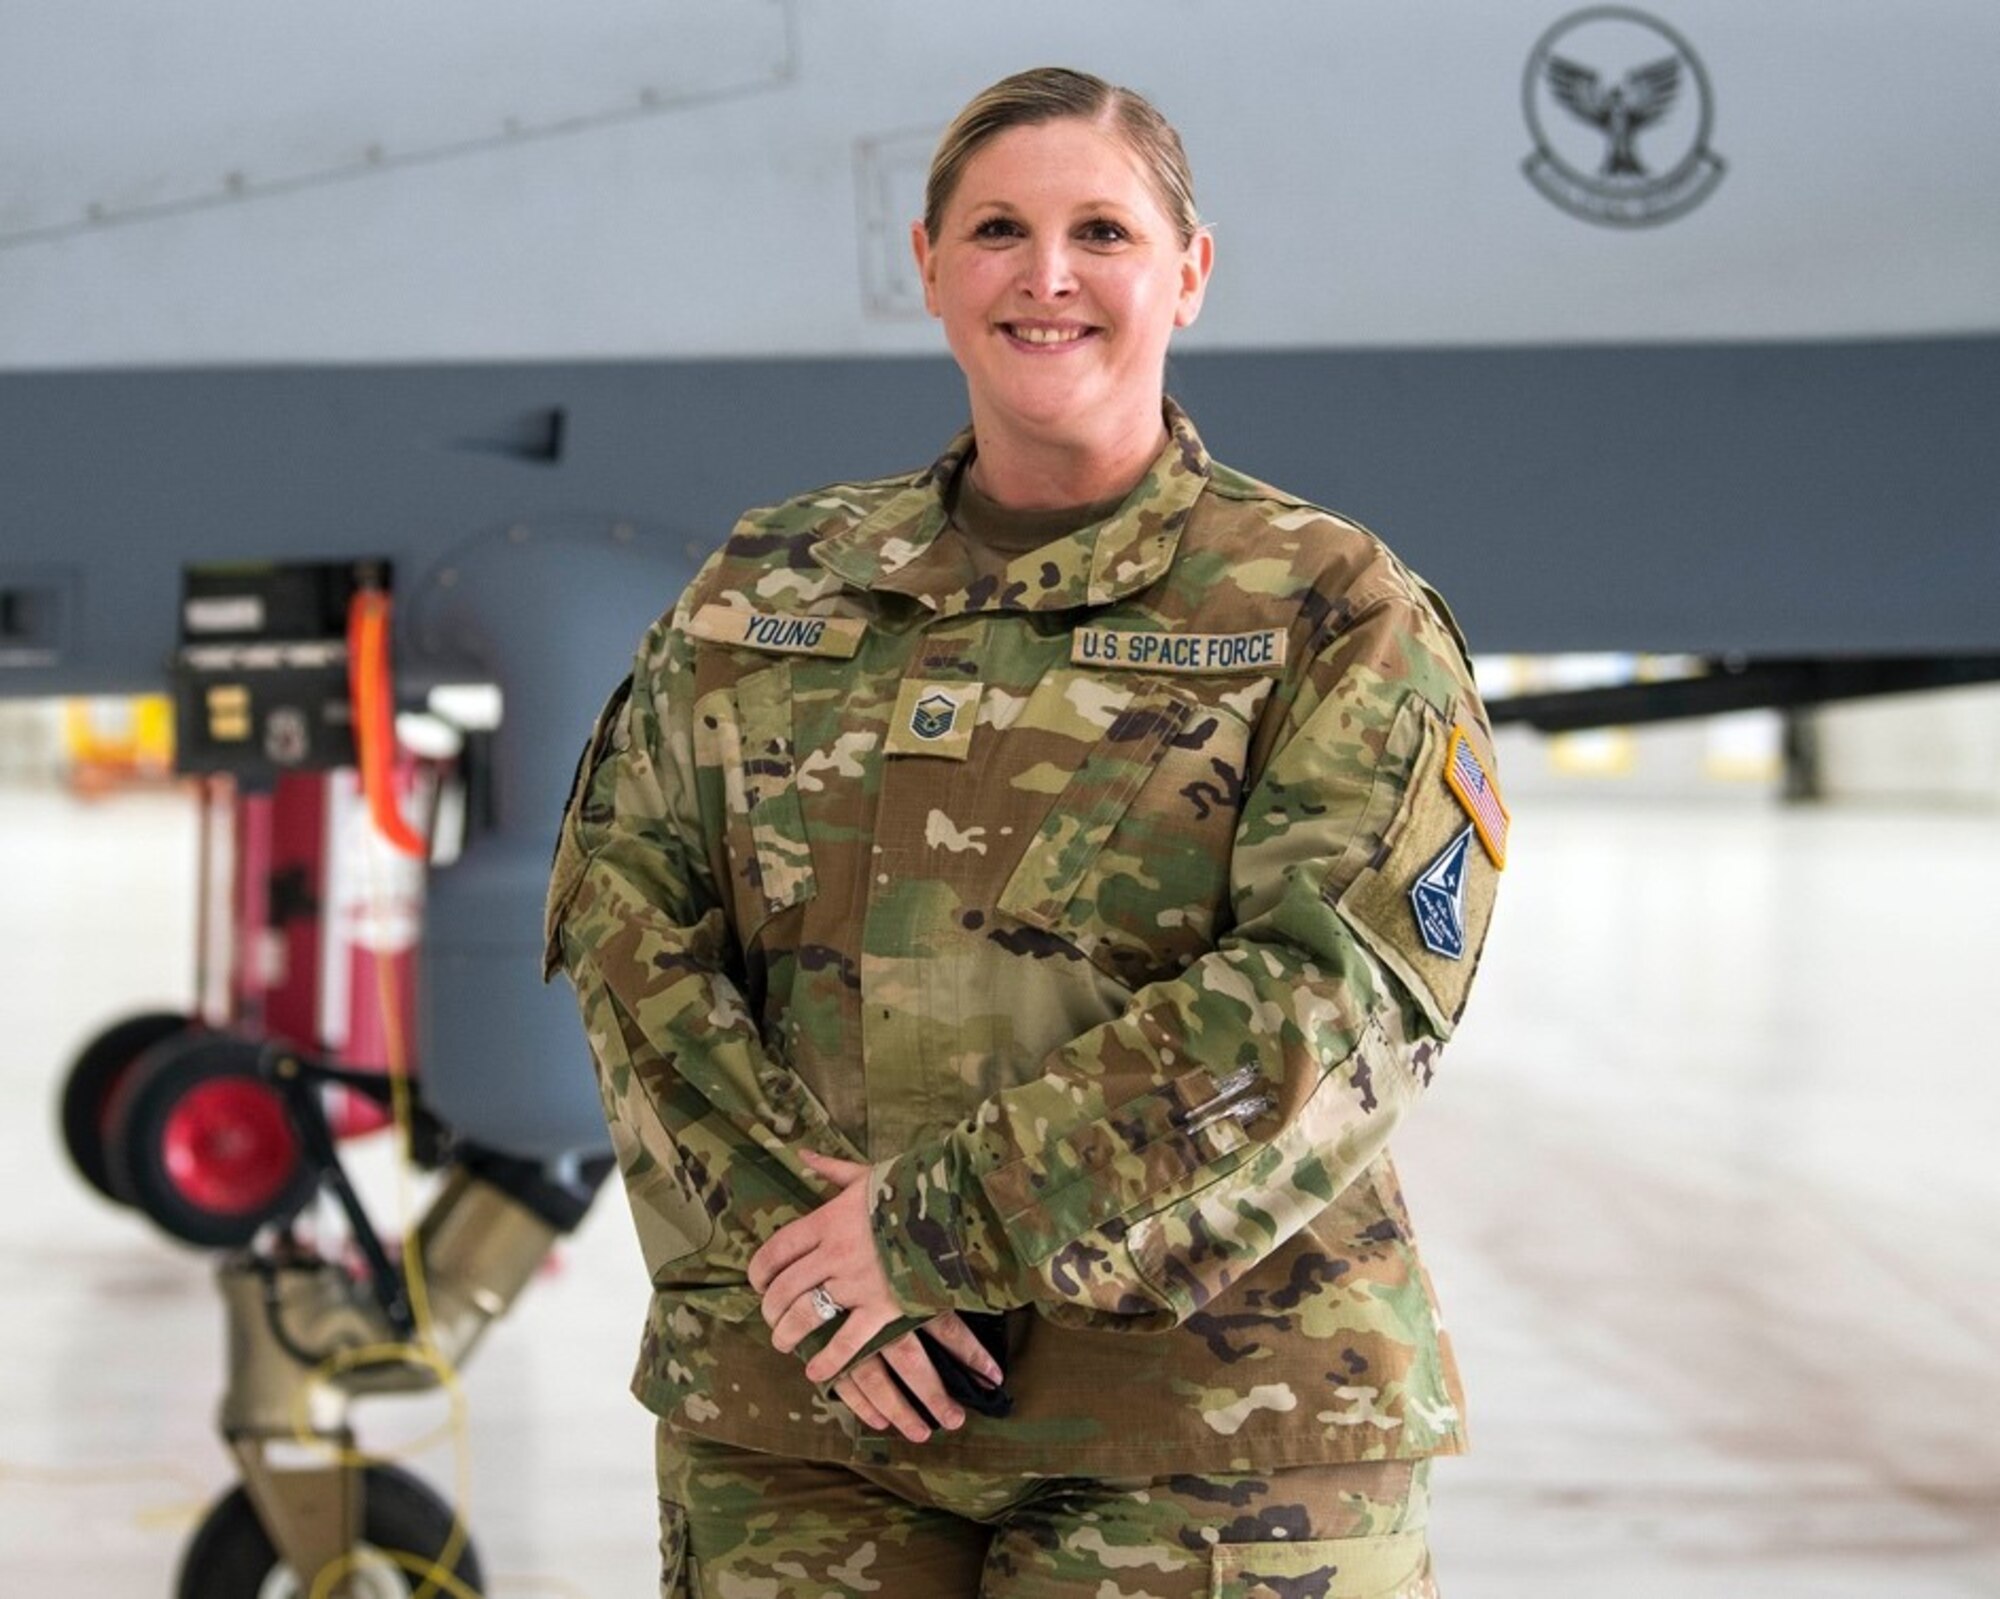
[1,779,1996,1596]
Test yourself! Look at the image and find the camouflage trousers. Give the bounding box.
[656,1423,1439,1598]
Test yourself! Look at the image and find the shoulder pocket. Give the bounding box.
[545,675,633,979]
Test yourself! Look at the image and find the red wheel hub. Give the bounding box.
[158,1080,299,1215]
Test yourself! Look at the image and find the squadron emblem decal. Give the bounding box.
[1522,7,1725,227]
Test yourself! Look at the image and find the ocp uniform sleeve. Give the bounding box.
[868,583,1503,1326]
[545,601,884,1322]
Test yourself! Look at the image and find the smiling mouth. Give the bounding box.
[1001,323,1096,347]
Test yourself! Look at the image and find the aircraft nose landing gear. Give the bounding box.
[50,563,611,1592]
[59,1027,602,1596]
[164,1051,604,1598]
[178,1462,481,1599]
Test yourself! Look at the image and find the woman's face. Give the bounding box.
[912,117,1212,452]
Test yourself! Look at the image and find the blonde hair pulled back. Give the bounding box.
[922,67,1201,247]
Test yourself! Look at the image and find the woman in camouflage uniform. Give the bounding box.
[547,66,1504,1597]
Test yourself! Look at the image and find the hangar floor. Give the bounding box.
[2,780,1996,1597]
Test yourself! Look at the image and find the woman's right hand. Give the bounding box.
[830,1311,1002,1443]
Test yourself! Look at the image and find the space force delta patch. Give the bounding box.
[1071,627,1288,675]
[1410,825,1474,961]
[687,604,866,658]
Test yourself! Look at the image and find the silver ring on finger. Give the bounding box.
[808,1285,844,1324]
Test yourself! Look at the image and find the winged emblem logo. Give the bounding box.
[1545,53,1680,177]
[1521,9,1725,227]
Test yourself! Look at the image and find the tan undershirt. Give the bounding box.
[947,464,1127,587]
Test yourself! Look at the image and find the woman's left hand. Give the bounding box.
[748,1148,907,1383]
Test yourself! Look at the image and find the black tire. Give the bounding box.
[101,1031,319,1248]
[175,1463,484,1599]
[57,1010,192,1203]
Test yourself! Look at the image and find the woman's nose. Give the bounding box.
[1018,239,1078,300]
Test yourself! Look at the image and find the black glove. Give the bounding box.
[894,1311,1014,1423]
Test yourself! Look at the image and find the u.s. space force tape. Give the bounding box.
[1071,626,1288,674]
[687,605,866,658]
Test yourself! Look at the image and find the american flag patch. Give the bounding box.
[1445,726,1509,869]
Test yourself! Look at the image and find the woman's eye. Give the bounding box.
[1079,220,1129,245]
[972,217,1022,240]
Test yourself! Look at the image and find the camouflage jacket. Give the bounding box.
[545,401,1504,1474]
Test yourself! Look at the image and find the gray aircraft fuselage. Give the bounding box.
[3,335,1995,1157]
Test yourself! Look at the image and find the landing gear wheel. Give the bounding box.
[175,1465,484,1599]
[57,1009,193,1202]
[102,1032,318,1248]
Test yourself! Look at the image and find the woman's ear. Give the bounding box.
[1174,228,1215,330]
[910,220,942,319]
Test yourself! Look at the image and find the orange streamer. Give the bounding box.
[345,590,426,858]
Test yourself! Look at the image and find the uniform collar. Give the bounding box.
[811,398,1212,615]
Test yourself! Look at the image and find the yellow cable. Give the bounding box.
[0,1461,214,1550]
[0,1460,210,1494]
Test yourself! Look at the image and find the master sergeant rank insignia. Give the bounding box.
[911,691,957,741]
[886,679,982,761]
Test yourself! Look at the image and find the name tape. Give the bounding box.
[688,604,866,659]
[1071,627,1288,675]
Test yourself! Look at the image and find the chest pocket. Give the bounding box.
[997,673,1265,988]
[711,662,818,940]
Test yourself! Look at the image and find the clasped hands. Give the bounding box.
[747,1148,1002,1443]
